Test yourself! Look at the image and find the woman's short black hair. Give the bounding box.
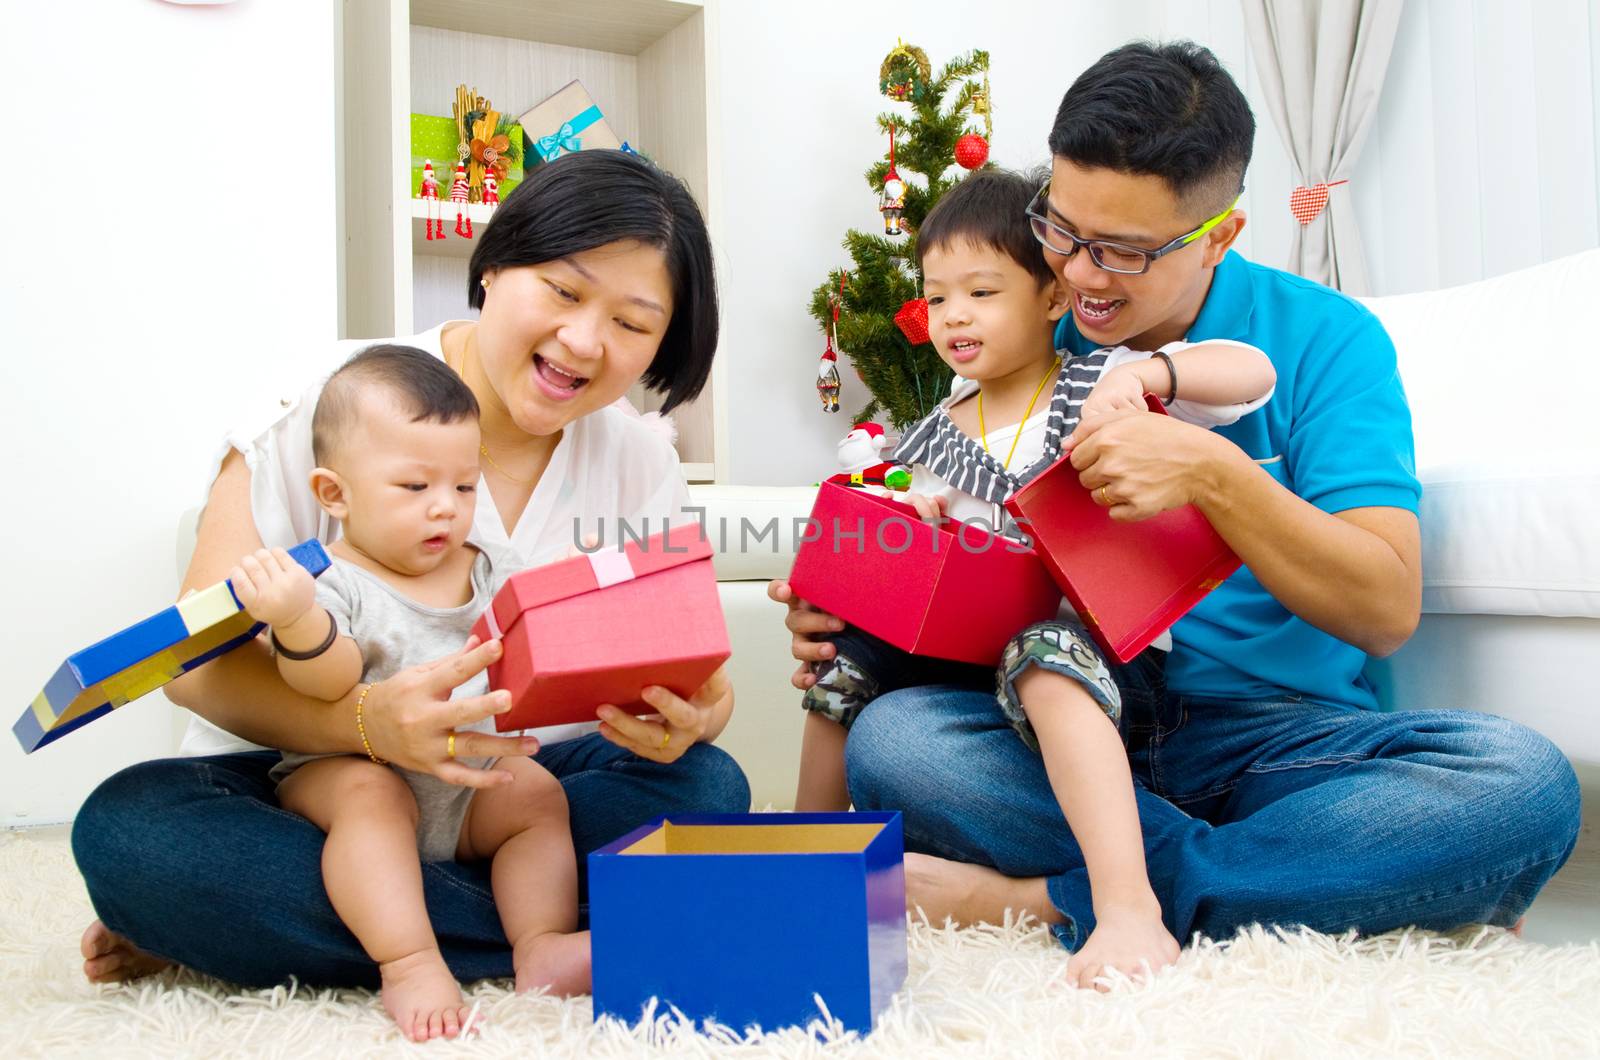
[916,168,1055,288]
[313,343,480,465]
[1048,40,1255,214]
[468,151,718,413]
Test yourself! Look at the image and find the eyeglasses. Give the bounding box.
[1025,182,1242,276]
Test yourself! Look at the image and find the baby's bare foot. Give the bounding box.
[80,920,172,984]
[379,948,474,1041]
[513,930,592,996]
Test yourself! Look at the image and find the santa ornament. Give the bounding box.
[817,272,847,413]
[826,422,911,494]
[482,171,500,210]
[880,125,907,236]
[449,161,473,238]
[419,161,444,241]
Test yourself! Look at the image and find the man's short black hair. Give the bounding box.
[1048,40,1254,214]
[468,150,718,414]
[312,344,480,465]
[916,168,1055,288]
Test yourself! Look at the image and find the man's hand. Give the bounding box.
[1066,409,1237,522]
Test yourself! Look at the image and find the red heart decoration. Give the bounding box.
[1289,180,1347,225]
[894,298,930,345]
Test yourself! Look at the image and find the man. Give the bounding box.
[769,40,1580,990]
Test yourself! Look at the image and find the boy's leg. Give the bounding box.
[795,710,852,811]
[278,757,471,1042]
[457,757,589,996]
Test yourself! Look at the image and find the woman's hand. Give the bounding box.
[767,579,846,690]
[360,635,541,787]
[595,664,733,763]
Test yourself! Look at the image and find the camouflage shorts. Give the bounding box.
[996,621,1120,752]
[800,653,879,730]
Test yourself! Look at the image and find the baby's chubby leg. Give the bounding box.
[278,757,472,1041]
[458,756,589,996]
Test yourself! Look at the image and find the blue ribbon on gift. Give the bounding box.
[535,104,603,161]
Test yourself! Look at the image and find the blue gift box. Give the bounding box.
[14,539,331,752]
[589,811,907,1034]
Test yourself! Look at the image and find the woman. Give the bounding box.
[74,150,750,988]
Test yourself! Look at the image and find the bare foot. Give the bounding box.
[379,948,474,1042]
[904,852,1062,929]
[80,920,172,984]
[1510,916,1527,938]
[513,930,592,996]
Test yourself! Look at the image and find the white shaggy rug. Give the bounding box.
[4,831,1599,1059]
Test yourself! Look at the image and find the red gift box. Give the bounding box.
[1003,398,1241,663]
[472,524,730,731]
[788,482,1062,666]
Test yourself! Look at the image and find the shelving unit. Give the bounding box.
[336,0,724,483]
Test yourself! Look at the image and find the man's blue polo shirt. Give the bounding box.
[1053,250,1420,710]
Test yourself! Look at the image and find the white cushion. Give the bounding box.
[686,483,818,582]
[1361,249,1600,618]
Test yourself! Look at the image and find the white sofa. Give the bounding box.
[704,249,1600,810]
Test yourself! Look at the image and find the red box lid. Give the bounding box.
[1003,400,1240,663]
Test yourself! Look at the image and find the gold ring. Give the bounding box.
[447,733,456,758]
[660,729,671,751]
[1097,485,1111,506]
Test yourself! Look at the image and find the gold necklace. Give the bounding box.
[479,442,537,485]
[978,356,1061,471]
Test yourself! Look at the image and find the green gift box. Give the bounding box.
[410,113,522,201]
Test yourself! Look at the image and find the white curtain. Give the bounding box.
[1242,0,1404,293]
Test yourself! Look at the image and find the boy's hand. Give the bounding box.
[901,491,947,523]
[231,547,317,628]
[1065,902,1180,991]
[1080,363,1156,422]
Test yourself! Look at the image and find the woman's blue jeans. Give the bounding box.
[844,682,1582,950]
[71,735,751,987]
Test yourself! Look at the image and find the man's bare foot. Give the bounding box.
[512,930,592,996]
[904,852,1063,929]
[80,920,172,984]
[379,948,474,1042]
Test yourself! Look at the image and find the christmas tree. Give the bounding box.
[810,42,993,430]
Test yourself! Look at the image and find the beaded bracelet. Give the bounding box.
[355,683,387,765]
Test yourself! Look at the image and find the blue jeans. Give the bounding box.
[71,735,751,987]
[844,681,1582,950]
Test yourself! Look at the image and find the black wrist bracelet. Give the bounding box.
[1152,350,1178,406]
[271,610,339,661]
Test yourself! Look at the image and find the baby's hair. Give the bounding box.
[916,168,1056,288]
[311,344,480,466]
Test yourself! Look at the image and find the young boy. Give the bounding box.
[230,345,588,1041]
[795,169,1276,978]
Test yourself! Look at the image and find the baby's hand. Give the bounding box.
[231,547,317,628]
[1064,903,1180,991]
[1080,364,1154,421]
[901,492,947,523]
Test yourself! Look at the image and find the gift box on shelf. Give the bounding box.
[1004,399,1241,663]
[409,113,522,200]
[15,540,331,753]
[787,482,1062,666]
[471,523,728,731]
[518,79,622,163]
[590,811,907,1034]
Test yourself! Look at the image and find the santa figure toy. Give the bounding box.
[419,160,443,241]
[826,422,911,494]
[450,161,472,238]
[482,171,500,210]
[817,345,841,413]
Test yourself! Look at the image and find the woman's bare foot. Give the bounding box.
[379,948,474,1042]
[904,852,1063,929]
[512,929,592,996]
[80,920,172,983]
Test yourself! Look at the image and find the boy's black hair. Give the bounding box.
[1048,40,1254,214]
[467,150,718,413]
[312,344,480,465]
[916,168,1056,288]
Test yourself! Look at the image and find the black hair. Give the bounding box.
[312,343,480,465]
[916,168,1056,288]
[1048,40,1254,213]
[468,150,718,413]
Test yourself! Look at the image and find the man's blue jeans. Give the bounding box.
[844,681,1582,950]
[71,735,751,987]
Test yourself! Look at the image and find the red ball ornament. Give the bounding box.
[955,133,990,170]
[895,298,930,345]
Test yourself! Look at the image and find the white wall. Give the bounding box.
[714,0,1600,486]
[0,1,338,826]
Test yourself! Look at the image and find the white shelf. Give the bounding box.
[411,0,701,55]
[409,198,496,259]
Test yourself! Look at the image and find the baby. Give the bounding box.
[230,344,587,1041]
[797,169,1276,979]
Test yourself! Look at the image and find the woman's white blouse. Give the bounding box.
[179,321,693,756]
